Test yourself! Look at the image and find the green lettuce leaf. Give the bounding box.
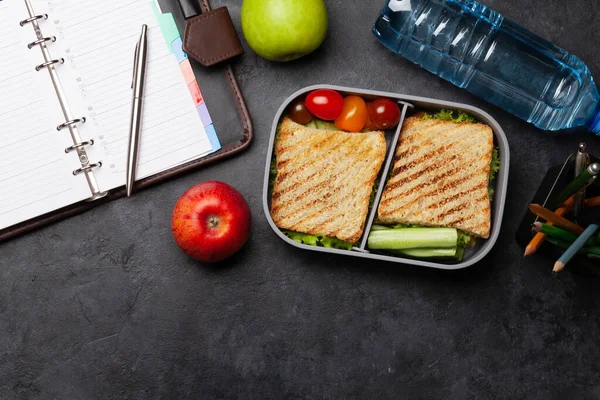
[421,109,478,123]
[269,157,277,189]
[305,119,338,130]
[283,230,354,250]
[488,147,500,200]
[457,231,472,248]
[452,111,477,123]
[369,177,381,209]
[489,147,500,181]
[434,109,455,121]
[455,247,465,262]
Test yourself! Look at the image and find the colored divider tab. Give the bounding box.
[151,1,180,53]
[180,59,196,85]
[187,81,203,106]
[171,37,187,63]
[197,103,212,126]
[205,124,221,152]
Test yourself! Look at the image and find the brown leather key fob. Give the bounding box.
[180,0,244,67]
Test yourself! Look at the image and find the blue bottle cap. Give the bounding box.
[590,107,600,135]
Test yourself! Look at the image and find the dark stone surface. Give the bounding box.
[2,0,600,399]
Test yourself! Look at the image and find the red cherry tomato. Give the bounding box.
[334,96,368,132]
[305,89,344,121]
[287,97,313,124]
[364,98,401,130]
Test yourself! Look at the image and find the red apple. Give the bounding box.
[171,181,251,263]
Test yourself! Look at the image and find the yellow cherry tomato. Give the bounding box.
[334,96,368,132]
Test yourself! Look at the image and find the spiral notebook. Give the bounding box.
[0,0,221,232]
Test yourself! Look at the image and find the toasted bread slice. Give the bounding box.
[270,118,386,243]
[377,116,493,238]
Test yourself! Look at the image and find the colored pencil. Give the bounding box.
[524,197,575,257]
[584,196,600,208]
[534,222,600,247]
[588,247,600,256]
[552,163,599,209]
[546,237,573,250]
[546,237,600,255]
[532,222,579,242]
[529,204,585,235]
[554,224,599,272]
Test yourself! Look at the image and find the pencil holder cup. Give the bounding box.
[516,153,600,276]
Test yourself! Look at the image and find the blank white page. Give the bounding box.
[0,1,93,231]
[44,0,215,192]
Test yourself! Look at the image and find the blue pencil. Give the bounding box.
[554,224,599,272]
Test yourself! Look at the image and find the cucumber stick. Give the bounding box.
[367,228,457,250]
[396,247,457,258]
[370,225,390,231]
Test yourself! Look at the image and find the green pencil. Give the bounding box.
[532,222,578,242]
[552,163,600,209]
[545,237,573,250]
[533,222,598,246]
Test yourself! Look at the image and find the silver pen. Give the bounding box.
[126,24,149,197]
[573,142,588,219]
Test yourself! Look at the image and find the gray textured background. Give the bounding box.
[2,0,600,399]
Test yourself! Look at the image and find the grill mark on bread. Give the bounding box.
[277,144,371,210]
[382,173,474,216]
[382,168,471,211]
[276,127,341,160]
[276,135,355,189]
[392,151,437,175]
[436,204,467,219]
[277,159,291,170]
[311,215,339,236]
[387,158,461,192]
[395,145,419,161]
[281,194,332,228]
[390,131,468,176]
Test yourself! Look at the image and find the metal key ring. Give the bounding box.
[65,140,94,154]
[27,36,56,49]
[35,58,64,71]
[56,117,86,131]
[20,14,48,26]
[73,162,102,176]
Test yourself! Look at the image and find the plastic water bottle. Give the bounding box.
[373,0,600,135]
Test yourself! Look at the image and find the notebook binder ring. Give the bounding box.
[19,14,48,26]
[65,140,94,154]
[19,0,108,203]
[73,162,102,176]
[35,58,64,71]
[57,117,86,131]
[28,36,56,49]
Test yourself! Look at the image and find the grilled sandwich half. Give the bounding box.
[270,118,386,243]
[377,116,494,238]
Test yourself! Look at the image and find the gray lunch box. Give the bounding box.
[262,85,510,270]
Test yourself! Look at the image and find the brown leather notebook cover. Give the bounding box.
[0,0,253,243]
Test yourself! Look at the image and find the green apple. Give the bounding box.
[241,0,328,62]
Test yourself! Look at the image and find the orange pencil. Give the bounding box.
[524,197,575,257]
[529,204,585,235]
[584,196,600,208]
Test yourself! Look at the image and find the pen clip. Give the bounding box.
[131,40,140,89]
